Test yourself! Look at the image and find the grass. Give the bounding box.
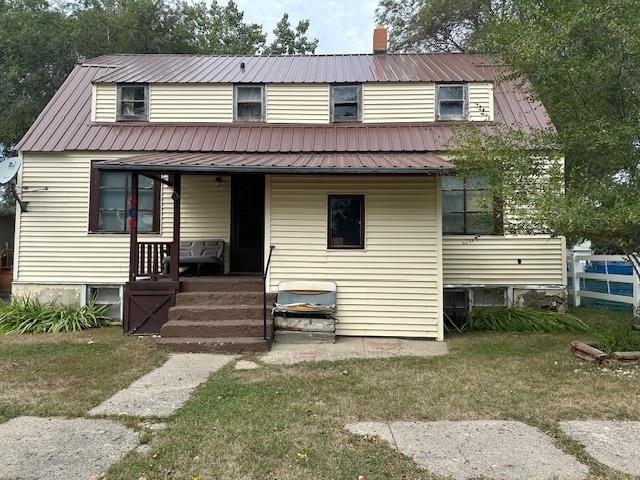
[0,327,167,422]
[106,307,640,480]
[470,306,589,332]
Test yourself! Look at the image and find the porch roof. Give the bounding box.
[96,152,453,174]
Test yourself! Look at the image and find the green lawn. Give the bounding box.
[104,307,640,480]
[0,327,167,421]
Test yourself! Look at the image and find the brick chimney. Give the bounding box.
[373,25,388,54]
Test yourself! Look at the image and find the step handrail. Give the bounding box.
[263,245,276,341]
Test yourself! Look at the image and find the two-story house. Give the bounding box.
[13,27,566,352]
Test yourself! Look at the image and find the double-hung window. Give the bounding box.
[234,85,264,122]
[331,84,361,122]
[89,168,160,233]
[327,194,365,249]
[117,84,148,121]
[437,84,467,121]
[442,176,497,234]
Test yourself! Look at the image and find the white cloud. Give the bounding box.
[232,0,380,53]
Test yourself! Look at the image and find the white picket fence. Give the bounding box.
[570,254,639,315]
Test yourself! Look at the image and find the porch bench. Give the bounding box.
[163,239,225,276]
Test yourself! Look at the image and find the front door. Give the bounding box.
[230,175,265,273]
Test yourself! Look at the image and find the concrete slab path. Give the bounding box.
[262,337,448,364]
[559,420,640,476]
[0,416,139,480]
[89,353,235,417]
[346,420,588,480]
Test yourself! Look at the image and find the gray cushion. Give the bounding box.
[163,239,225,268]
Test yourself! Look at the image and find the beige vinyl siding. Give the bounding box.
[180,175,230,240]
[14,152,227,284]
[442,235,565,285]
[362,83,435,123]
[268,175,442,339]
[266,84,330,123]
[92,83,117,122]
[467,82,494,121]
[148,84,233,122]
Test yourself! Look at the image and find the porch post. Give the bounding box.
[170,173,181,282]
[128,172,139,282]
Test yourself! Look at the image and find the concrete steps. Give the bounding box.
[159,276,274,353]
[157,336,270,353]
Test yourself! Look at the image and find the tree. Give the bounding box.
[180,0,267,54]
[449,0,640,276]
[376,0,506,52]
[264,13,318,54]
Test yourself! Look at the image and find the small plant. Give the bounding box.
[598,323,640,353]
[469,307,589,333]
[0,296,111,334]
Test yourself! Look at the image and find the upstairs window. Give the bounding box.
[442,176,497,235]
[328,194,365,249]
[437,84,467,121]
[117,84,148,121]
[331,84,361,122]
[234,85,264,122]
[89,168,160,233]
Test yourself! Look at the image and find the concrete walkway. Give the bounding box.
[0,416,139,480]
[89,353,235,417]
[560,421,640,476]
[262,337,448,364]
[347,421,588,480]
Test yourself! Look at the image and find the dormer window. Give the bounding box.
[437,84,467,121]
[234,85,264,122]
[117,84,148,121]
[331,84,361,123]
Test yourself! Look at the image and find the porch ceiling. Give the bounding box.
[96,152,454,174]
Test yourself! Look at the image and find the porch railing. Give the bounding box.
[135,241,172,281]
[263,245,276,341]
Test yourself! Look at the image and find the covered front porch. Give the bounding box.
[97,152,452,352]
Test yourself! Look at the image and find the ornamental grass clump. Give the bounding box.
[598,323,640,353]
[469,307,589,333]
[0,297,111,334]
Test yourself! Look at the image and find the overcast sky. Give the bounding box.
[233,0,380,54]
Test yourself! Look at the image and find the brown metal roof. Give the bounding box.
[96,152,453,174]
[88,53,498,84]
[17,57,552,153]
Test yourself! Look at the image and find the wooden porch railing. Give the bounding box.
[135,242,172,281]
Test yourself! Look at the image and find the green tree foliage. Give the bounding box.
[376,0,505,52]
[264,13,318,54]
[377,0,640,272]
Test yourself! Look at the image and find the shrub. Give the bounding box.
[469,307,589,333]
[598,323,640,353]
[0,297,111,334]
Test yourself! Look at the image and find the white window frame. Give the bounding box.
[330,84,362,123]
[233,84,265,122]
[116,83,149,122]
[436,83,468,121]
[81,284,124,322]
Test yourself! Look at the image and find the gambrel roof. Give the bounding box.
[17,54,552,153]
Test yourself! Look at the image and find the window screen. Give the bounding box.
[442,176,495,234]
[117,84,148,121]
[234,85,264,122]
[437,84,467,120]
[331,85,361,122]
[91,170,159,233]
[328,195,365,249]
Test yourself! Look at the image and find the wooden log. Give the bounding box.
[274,317,337,332]
[570,341,611,363]
[612,351,640,361]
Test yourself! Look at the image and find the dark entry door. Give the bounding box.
[230,175,265,273]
